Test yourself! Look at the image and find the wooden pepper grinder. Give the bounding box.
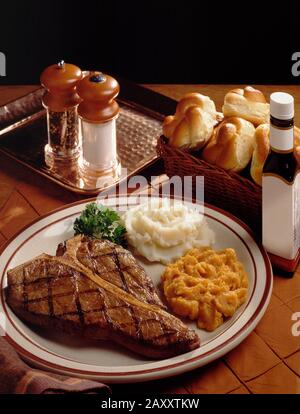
[40,61,83,167]
[77,71,120,181]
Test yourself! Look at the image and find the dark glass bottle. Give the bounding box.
[262,92,300,272]
[263,116,299,183]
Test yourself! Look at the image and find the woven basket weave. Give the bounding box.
[157,136,262,235]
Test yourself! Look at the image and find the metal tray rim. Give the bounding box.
[0,86,163,195]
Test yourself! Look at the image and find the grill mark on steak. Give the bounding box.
[72,273,85,325]
[96,288,111,328]
[84,244,115,332]
[83,239,141,339]
[62,236,165,309]
[6,241,200,359]
[46,276,54,318]
[8,264,138,287]
[64,237,171,343]
[25,288,100,304]
[55,304,123,317]
[112,246,141,341]
[22,267,29,311]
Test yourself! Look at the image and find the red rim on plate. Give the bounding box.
[0,197,273,382]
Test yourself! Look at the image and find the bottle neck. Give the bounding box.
[270,116,294,152]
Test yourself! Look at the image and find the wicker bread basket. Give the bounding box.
[157,136,262,236]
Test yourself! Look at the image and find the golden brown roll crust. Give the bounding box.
[294,147,300,165]
[222,86,269,126]
[294,125,300,147]
[202,117,256,172]
[294,126,300,164]
[163,92,220,149]
[250,124,270,186]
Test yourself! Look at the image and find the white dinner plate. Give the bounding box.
[0,196,272,383]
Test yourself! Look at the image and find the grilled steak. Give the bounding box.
[6,237,200,359]
[56,236,165,308]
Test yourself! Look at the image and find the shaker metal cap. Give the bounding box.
[270,92,294,120]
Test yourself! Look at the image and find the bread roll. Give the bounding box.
[294,126,300,164]
[163,93,220,149]
[294,125,300,147]
[250,124,270,185]
[222,86,269,126]
[295,147,300,165]
[202,117,256,172]
[250,124,300,185]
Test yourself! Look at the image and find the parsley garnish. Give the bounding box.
[73,203,126,246]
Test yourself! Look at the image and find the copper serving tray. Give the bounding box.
[0,84,165,195]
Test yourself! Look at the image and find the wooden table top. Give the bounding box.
[1,84,300,394]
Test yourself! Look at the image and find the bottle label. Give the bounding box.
[270,124,294,151]
[295,174,300,251]
[262,175,299,259]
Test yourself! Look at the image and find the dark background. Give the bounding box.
[0,0,300,85]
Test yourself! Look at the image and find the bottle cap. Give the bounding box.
[270,92,294,120]
[77,71,120,123]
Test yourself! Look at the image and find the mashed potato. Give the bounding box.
[123,199,215,264]
[162,247,248,331]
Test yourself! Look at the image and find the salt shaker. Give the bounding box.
[77,71,120,180]
[40,61,83,167]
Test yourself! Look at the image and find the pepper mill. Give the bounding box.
[40,61,83,167]
[77,71,120,181]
